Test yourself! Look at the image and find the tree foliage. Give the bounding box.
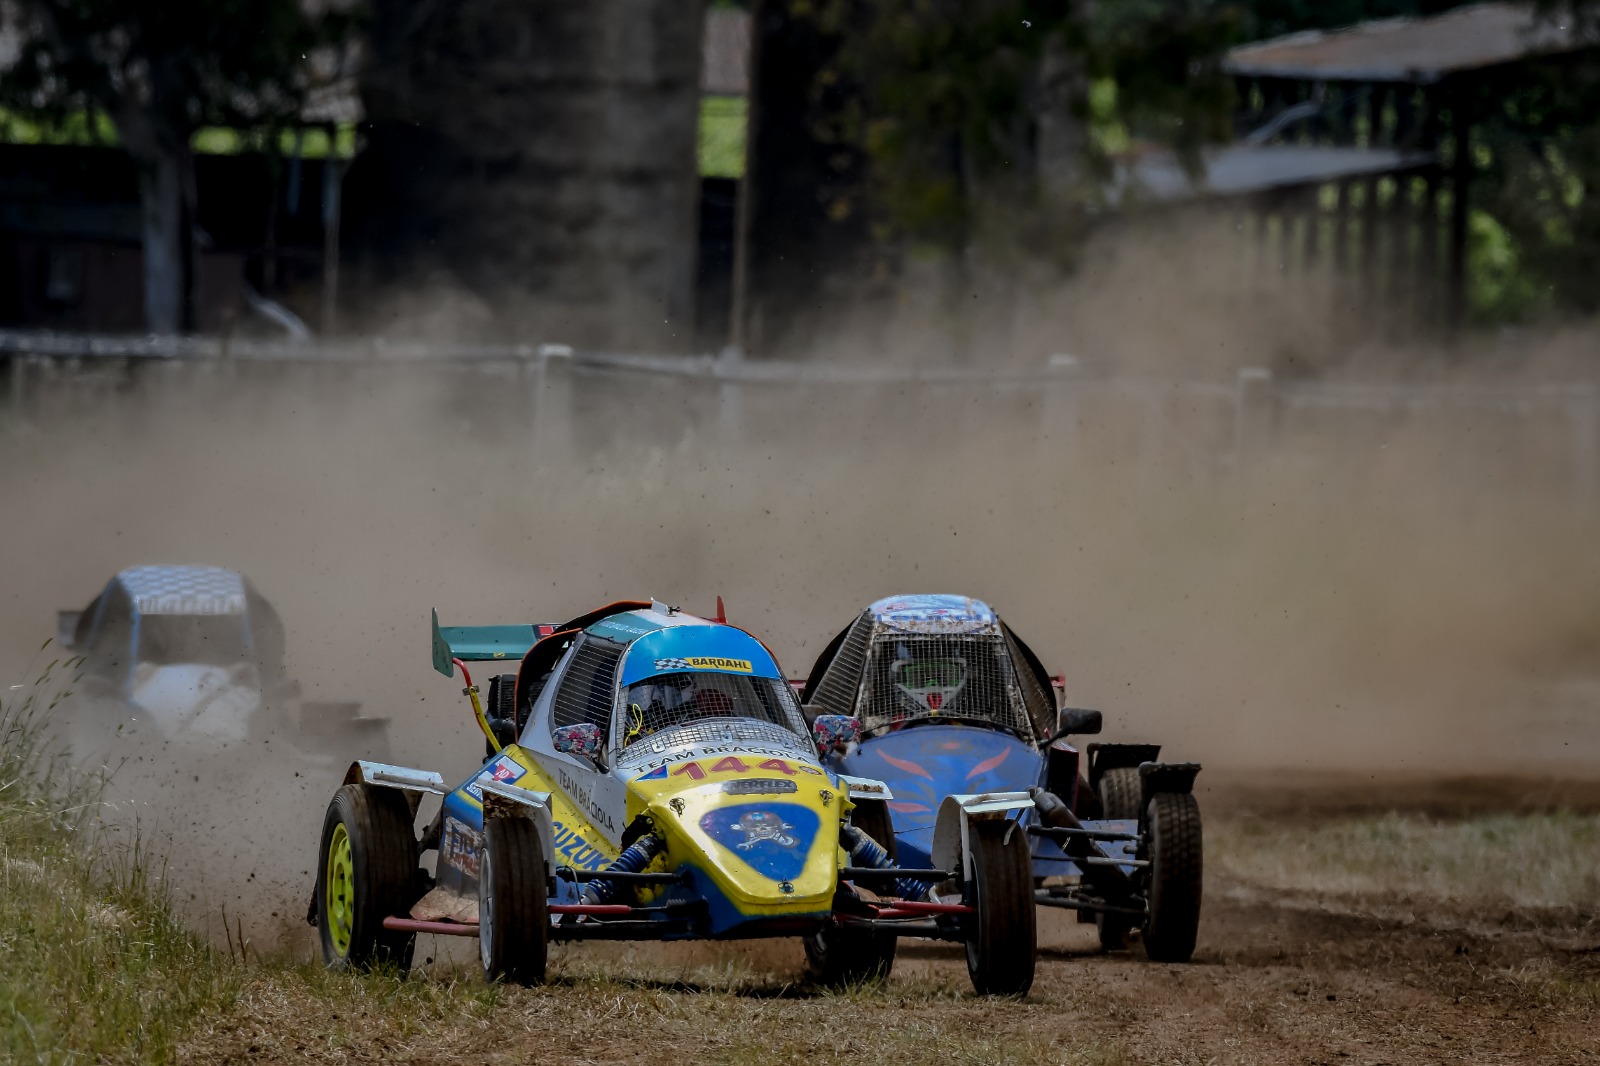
[0,0,352,329]
[792,0,1245,252]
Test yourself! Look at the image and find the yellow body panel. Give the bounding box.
[627,754,844,917]
[480,746,620,870]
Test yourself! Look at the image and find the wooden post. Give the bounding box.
[1389,174,1416,341]
[1419,168,1442,334]
[7,355,23,421]
[1303,186,1322,274]
[1571,385,1599,509]
[532,347,574,466]
[1232,367,1273,472]
[1331,178,1351,273]
[321,141,343,338]
[1360,175,1382,325]
[1446,83,1472,340]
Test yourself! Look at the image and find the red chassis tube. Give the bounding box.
[861,899,973,920]
[379,900,970,939]
[382,904,635,937]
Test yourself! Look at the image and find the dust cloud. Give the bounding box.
[1,281,1598,949]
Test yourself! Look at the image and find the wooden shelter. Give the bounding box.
[1208,1,1598,336]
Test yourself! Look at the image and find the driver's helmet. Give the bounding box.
[633,673,696,719]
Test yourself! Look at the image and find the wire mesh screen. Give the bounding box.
[1003,630,1057,740]
[858,634,1035,740]
[807,612,874,716]
[551,635,626,733]
[615,718,809,768]
[618,672,807,755]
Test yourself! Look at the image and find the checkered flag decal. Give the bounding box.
[654,657,693,671]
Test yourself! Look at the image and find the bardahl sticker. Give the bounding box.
[654,656,753,673]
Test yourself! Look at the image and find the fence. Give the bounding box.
[2,329,1595,505]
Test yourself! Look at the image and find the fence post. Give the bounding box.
[717,346,743,449]
[532,344,574,466]
[1138,385,1164,486]
[1570,384,1599,509]
[1039,354,1080,464]
[7,354,25,423]
[1232,366,1274,471]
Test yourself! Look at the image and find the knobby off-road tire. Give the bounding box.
[963,820,1036,996]
[1142,792,1202,963]
[479,816,550,986]
[317,783,418,972]
[804,800,898,987]
[1098,767,1143,821]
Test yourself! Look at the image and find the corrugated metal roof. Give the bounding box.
[1224,2,1593,83]
[1119,144,1437,203]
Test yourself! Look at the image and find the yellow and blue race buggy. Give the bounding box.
[311,599,1038,994]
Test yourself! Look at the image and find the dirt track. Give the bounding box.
[180,776,1600,1066]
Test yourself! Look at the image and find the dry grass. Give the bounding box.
[1210,809,1600,915]
[0,651,238,1064]
[181,958,1134,1066]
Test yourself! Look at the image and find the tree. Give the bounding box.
[740,0,1242,352]
[346,0,706,349]
[0,1,348,332]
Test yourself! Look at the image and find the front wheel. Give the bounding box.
[316,783,418,971]
[963,820,1036,996]
[1142,792,1202,963]
[805,801,898,987]
[479,816,550,985]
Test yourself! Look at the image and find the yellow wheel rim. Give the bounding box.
[325,823,355,956]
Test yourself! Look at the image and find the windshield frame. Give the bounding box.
[613,669,809,759]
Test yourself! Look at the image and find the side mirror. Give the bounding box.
[812,714,862,756]
[552,723,604,764]
[1047,707,1102,744]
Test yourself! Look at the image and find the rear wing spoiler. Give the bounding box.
[430,609,560,678]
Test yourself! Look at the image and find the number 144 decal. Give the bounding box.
[670,756,823,780]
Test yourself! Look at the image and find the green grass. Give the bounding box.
[0,106,358,159]
[1210,809,1600,913]
[699,96,747,179]
[0,649,237,1064]
[3,100,739,174]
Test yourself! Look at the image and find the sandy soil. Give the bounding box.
[5,353,1599,1063]
[176,774,1600,1066]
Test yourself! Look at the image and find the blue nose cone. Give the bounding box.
[842,723,1040,834]
[699,802,820,882]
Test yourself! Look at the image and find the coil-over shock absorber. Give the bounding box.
[580,833,667,905]
[840,824,938,900]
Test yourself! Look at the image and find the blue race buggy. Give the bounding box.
[801,594,1203,961]
[311,599,1039,994]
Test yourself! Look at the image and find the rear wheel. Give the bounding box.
[963,820,1036,996]
[1098,767,1143,821]
[479,816,550,985]
[316,784,417,971]
[804,801,898,987]
[1141,792,1202,963]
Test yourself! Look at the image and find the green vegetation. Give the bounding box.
[0,107,357,159]
[699,96,748,179]
[0,651,236,1064]
[1211,810,1600,912]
